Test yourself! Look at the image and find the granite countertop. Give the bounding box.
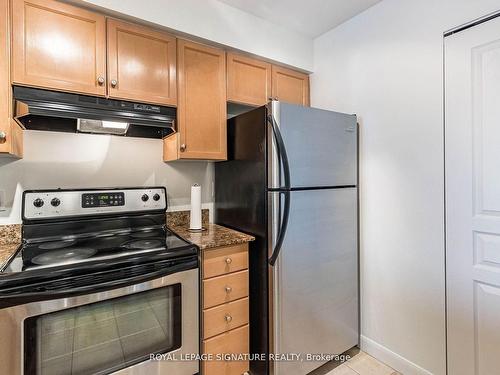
[170,223,254,250]
[0,225,22,270]
[0,211,254,271]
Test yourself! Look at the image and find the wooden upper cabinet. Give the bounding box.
[166,40,226,161]
[226,52,271,106]
[0,0,22,157]
[271,65,310,106]
[0,0,10,154]
[11,0,106,96]
[107,19,176,106]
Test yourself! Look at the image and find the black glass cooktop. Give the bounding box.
[2,227,196,275]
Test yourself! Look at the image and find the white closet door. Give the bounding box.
[446,15,500,375]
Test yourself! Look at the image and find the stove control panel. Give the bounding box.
[82,192,125,208]
[23,187,167,220]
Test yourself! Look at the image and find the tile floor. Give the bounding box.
[326,351,400,375]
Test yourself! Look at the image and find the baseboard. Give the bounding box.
[360,335,433,375]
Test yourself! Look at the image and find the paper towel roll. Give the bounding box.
[189,184,202,230]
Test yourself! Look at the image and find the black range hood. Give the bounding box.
[13,86,176,139]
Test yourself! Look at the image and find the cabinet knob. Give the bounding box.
[97,76,105,85]
[224,314,233,323]
[111,79,118,88]
[0,131,6,143]
[225,257,232,265]
[180,143,186,152]
[224,286,232,293]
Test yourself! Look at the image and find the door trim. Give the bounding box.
[444,10,500,37]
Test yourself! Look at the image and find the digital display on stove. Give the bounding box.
[82,192,125,208]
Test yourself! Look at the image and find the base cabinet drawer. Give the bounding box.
[203,270,248,309]
[203,324,249,375]
[203,297,249,339]
[203,244,248,279]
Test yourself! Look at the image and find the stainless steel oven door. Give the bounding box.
[0,267,199,375]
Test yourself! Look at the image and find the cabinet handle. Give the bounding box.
[224,286,232,293]
[180,143,186,152]
[0,130,6,143]
[97,76,105,85]
[224,314,233,323]
[225,257,232,265]
[111,79,118,88]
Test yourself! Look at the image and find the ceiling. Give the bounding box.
[218,0,382,38]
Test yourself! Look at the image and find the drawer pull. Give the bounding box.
[225,257,232,264]
[224,314,233,323]
[225,286,232,293]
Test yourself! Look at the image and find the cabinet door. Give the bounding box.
[202,325,249,375]
[11,0,106,96]
[107,19,176,106]
[227,53,271,106]
[271,65,310,106]
[0,0,22,157]
[176,40,227,160]
[0,0,10,154]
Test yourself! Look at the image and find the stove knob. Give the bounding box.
[33,198,44,208]
[141,194,149,202]
[51,198,61,207]
[153,193,160,201]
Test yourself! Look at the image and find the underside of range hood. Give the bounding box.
[13,86,176,139]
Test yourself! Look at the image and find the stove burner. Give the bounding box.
[123,239,163,250]
[31,248,98,265]
[38,240,77,250]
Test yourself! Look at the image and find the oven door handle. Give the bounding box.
[0,257,198,308]
[57,260,194,295]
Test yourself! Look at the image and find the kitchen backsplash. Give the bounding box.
[0,224,21,245]
[167,209,210,227]
[0,130,214,225]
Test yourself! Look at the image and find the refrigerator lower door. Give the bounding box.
[269,188,359,375]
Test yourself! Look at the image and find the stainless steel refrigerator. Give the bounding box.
[215,101,359,375]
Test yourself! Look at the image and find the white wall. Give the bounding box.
[0,131,213,224]
[77,0,314,71]
[311,1,500,374]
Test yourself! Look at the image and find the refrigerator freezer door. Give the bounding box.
[270,188,358,375]
[268,102,357,189]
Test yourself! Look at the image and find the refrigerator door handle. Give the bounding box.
[267,114,291,190]
[267,113,291,266]
[269,191,290,266]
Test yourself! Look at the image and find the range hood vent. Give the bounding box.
[13,86,176,139]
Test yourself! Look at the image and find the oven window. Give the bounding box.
[24,284,181,375]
